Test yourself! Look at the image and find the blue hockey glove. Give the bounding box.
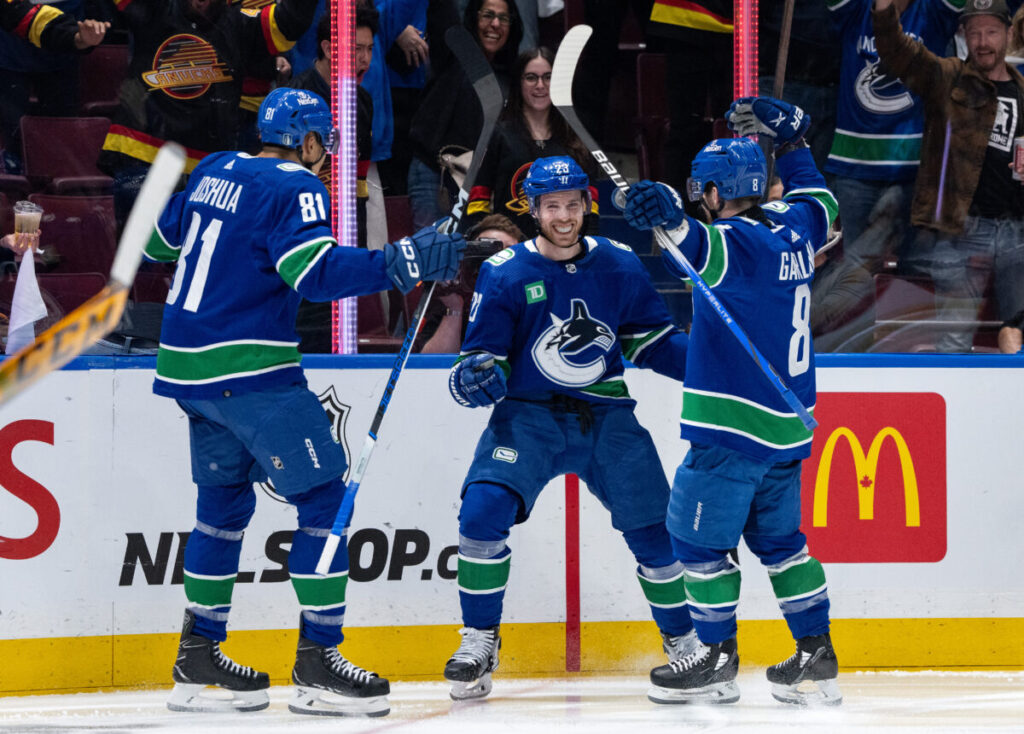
[449,353,507,408]
[623,180,686,231]
[385,226,467,293]
[726,96,810,147]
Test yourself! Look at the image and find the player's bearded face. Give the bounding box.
[536,190,585,248]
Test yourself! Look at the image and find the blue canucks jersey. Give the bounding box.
[826,0,963,181]
[667,148,839,462]
[461,236,688,404]
[146,150,392,399]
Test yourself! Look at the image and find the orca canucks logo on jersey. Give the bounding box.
[531,299,614,387]
[854,58,912,115]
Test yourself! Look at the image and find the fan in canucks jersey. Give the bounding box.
[826,0,963,270]
[441,155,696,702]
[146,87,464,718]
[624,96,843,707]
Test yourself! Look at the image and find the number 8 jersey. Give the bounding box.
[669,147,838,462]
[146,150,392,399]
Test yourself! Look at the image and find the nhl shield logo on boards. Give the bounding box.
[256,385,352,503]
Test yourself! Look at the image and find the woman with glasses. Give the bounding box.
[407,0,523,229]
[462,47,600,239]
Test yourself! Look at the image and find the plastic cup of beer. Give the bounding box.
[12,200,42,253]
[13,200,43,235]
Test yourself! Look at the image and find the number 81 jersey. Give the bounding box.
[145,150,391,399]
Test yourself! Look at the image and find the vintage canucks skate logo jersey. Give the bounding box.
[530,299,614,388]
[144,34,232,100]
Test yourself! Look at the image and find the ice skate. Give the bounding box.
[661,629,702,664]
[767,632,842,706]
[166,609,270,713]
[289,631,390,717]
[648,637,740,705]
[443,626,501,700]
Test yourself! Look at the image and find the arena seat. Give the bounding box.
[79,45,130,118]
[27,194,117,274]
[20,116,113,195]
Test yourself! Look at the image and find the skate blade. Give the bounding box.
[771,678,843,706]
[167,682,269,713]
[288,685,390,717]
[647,680,740,705]
[448,672,493,701]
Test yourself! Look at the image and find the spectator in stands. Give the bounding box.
[375,0,460,197]
[407,0,523,228]
[419,213,522,353]
[97,0,319,228]
[999,308,1024,351]
[827,0,963,282]
[291,8,379,353]
[874,0,1024,352]
[0,2,108,174]
[462,47,599,239]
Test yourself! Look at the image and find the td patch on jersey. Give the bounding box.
[531,299,614,388]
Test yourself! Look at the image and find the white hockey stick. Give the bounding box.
[550,25,816,431]
[0,143,185,407]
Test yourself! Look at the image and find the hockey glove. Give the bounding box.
[726,96,810,148]
[623,180,686,231]
[449,353,507,408]
[385,226,467,293]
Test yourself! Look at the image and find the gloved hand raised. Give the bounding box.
[623,180,686,231]
[385,226,466,293]
[726,96,810,147]
[449,353,507,408]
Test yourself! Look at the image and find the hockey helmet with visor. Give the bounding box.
[687,137,767,203]
[523,156,591,216]
[258,88,339,155]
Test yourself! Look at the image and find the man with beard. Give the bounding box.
[874,0,1024,351]
[442,156,695,702]
[97,0,319,227]
[148,87,465,716]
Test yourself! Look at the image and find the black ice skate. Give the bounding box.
[166,609,270,713]
[661,629,702,664]
[766,632,842,706]
[443,626,501,700]
[648,637,740,705]
[289,625,390,717]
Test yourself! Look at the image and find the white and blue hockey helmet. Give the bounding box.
[523,156,591,216]
[258,88,339,155]
[687,137,766,202]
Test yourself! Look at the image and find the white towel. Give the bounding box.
[6,254,49,355]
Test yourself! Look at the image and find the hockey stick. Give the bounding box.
[0,143,185,407]
[551,25,816,430]
[763,0,796,190]
[315,26,504,574]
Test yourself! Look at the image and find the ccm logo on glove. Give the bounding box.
[400,239,421,279]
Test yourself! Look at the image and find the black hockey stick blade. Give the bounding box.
[443,26,504,230]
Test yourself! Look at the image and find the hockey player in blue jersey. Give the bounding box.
[145,87,465,717]
[623,96,843,707]
[442,155,696,700]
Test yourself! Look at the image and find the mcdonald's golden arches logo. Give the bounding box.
[800,393,946,563]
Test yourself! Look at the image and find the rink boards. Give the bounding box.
[0,353,1021,694]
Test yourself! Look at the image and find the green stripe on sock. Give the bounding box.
[184,572,236,607]
[769,557,826,601]
[684,567,740,607]
[291,572,348,608]
[637,571,688,608]
[458,554,511,593]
